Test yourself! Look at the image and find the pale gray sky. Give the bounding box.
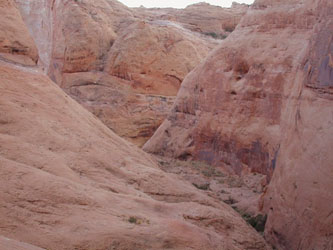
[118,0,255,8]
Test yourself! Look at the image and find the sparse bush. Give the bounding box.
[232,207,268,233]
[128,216,150,225]
[223,196,237,205]
[128,216,137,224]
[203,32,228,40]
[248,214,267,232]
[224,26,235,32]
[204,32,218,38]
[193,183,210,190]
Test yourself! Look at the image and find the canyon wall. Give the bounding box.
[15,0,236,146]
[145,0,333,248]
[0,0,38,66]
[263,0,333,249]
[135,2,248,38]
[0,1,270,249]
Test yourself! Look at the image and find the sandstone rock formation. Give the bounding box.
[0,236,45,250]
[0,0,38,66]
[262,1,333,249]
[105,20,216,96]
[15,0,219,146]
[135,2,249,39]
[61,71,176,146]
[144,0,333,248]
[0,3,271,249]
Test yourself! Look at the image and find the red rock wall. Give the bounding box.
[263,1,333,249]
[0,0,38,65]
[144,0,333,248]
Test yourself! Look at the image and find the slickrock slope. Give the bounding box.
[135,2,249,39]
[15,0,217,146]
[0,42,270,250]
[0,3,271,249]
[0,236,45,250]
[0,0,38,66]
[144,0,333,249]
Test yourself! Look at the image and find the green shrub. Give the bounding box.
[128,217,137,224]
[193,183,210,190]
[203,32,228,40]
[225,26,235,32]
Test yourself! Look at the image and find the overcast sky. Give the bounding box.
[118,0,255,8]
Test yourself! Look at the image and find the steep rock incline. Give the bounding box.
[262,1,333,249]
[0,5,271,248]
[144,0,312,176]
[15,0,217,146]
[15,0,133,72]
[144,0,333,248]
[49,0,133,83]
[135,2,248,39]
[0,0,38,66]
[0,59,270,250]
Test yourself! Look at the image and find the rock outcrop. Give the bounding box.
[105,20,216,96]
[0,0,38,66]
[144,0,333,248]
[15,0,218,146]
[0,236,45,250]
[262,1,333,249]
[0,3,271,249]
[135,2,249,39]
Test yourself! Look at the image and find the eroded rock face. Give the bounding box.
[0,0,38,66]
[14,0,218,146]
[144,0,306,177]
[106,20,216,96]
[262,1,333,249]
[0,6,272,249]
[0,39,270,250]
[49,0,130,83]
[135,2,249,39]
[0,236,45,250]
[61,71,175,146]
[144,0,333,248]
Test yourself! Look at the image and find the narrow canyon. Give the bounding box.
[0,0,332,249]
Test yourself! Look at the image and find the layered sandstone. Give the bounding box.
[135,2,249,39]
[0,0,38,66]
[0,236,45,250]
[105,20,217,96]
[15,0,218,145]
[61,71,175,146]
[0,4,271,249]
[262,1,333,249]
[0,44,270,250]
[144,0,333,248]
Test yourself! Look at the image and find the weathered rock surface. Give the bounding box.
[0,4,272,249]
[15,0,218,145]
[144,0,333,249]
[49,0,133,83]
[262,1,333,249]
[135,2,249,39]
[106,20,216,96]
[0,55,270,250]
[0,0,38,66]
[61,71,175,146]
[0,236,45,250]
